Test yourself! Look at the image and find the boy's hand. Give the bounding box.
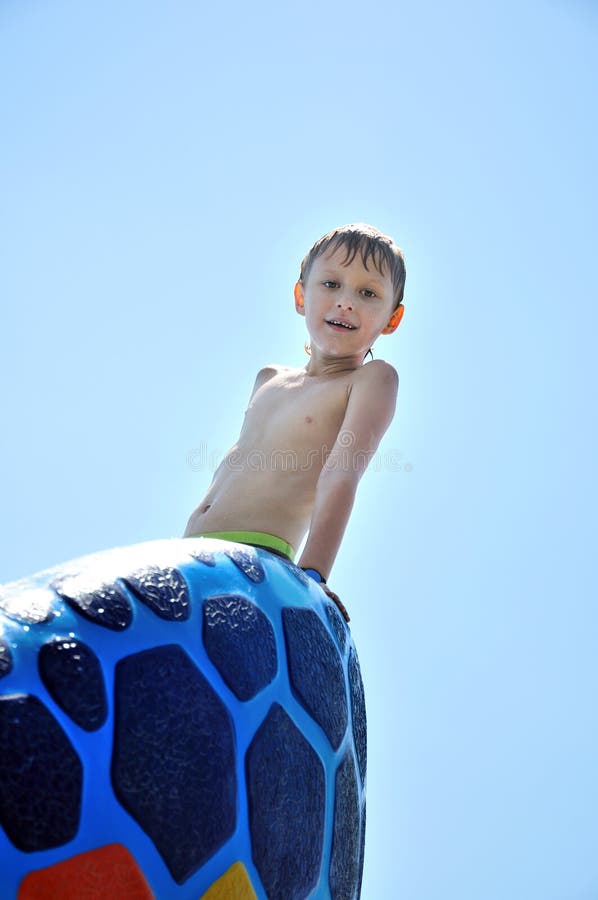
[299,566,351,623]
[321,584,351,624]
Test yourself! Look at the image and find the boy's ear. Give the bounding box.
[381,303,404,334]
[294,281,305,316]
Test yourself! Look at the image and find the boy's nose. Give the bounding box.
[337,295,353,310]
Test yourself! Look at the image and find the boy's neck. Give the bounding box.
[304,351,366,378]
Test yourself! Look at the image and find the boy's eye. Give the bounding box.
[321,281,377,298]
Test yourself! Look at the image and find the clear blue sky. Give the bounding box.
[1,1,597,897]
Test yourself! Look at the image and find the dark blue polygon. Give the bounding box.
[52,577,132,631]
[187,547,217,567]
[325,601,347,654]
[329,751,360,899]
[122,565,190,621]
[282,607,348,750]
[111,644,236,884]
[348,647,367,784]
[0,694,82,851]
[0,638,12,678]
[223,546,265,583]
[357,800,367,899]
[203,594,277,700]
[245,702,325,900]
[38,638,108,731]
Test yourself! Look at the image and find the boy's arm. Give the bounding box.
[297,360,399,582]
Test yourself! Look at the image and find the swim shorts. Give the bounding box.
[185,530,295,561]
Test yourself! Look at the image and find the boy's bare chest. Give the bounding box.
[241,374,350,451]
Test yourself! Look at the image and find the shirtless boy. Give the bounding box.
[183,223,406,622]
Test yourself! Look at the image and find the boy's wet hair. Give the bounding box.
[299,222,406,310]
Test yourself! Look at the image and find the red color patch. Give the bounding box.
[18,843,154,899]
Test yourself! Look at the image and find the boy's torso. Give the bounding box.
[184,363,361,548]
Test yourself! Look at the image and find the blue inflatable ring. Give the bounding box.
[0,537,367,899]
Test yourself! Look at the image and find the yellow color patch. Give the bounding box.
[199,861,258,900]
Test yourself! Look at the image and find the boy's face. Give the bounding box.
[294,244,400,360]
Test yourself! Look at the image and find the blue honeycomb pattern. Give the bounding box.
[0,538,367,898]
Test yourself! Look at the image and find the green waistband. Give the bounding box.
[186,530,295,561]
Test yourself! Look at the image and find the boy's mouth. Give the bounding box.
[326,318,357,331]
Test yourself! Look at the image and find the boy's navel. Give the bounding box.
[305,416,313,424]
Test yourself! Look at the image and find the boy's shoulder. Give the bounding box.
[248,363,292,397]
[253,362,290,383]
[258,362,290,374]
[346,359,399,420]
[352,358,399,389]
